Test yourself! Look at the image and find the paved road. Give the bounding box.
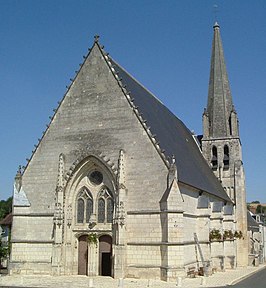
[208,267,266,288]
[1,266,265,288]
[231,267,266,288]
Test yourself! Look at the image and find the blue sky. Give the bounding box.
[0,0,265,203]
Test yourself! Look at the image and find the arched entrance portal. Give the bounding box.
[78,235,88,275]
[99,235,112,276]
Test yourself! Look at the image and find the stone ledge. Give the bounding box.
[127,210,184,215]
[12,240,53,243]
[13,213,54,217]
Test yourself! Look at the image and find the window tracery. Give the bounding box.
[97,187,114,224]
[76,187,93,224]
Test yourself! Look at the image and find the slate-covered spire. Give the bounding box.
[204,22,238,138]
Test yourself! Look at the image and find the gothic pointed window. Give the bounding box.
[223,145,229,170]
[97,187,114,224]
[86,198,93,223]
[98,198,105,223]
[76,187,93,224]
[211,146,218,170]
[107,198,114,223]
[77,199,84,223]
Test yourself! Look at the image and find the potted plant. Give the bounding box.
[87,233,98,246]
[209,229,222,241]
[223,230,234,240]
[234,230,243,239]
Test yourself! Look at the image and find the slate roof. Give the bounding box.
[108,56,231,202]
[247,212,260,232]
[0,213,12,226]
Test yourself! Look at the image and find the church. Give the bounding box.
[10,23,248,281]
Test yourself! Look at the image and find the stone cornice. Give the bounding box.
[127,210,184,215]
[12,239,53,243]
[127,240,209,246]
[13,213,54,217]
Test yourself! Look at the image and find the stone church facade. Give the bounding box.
[10,23,248,281]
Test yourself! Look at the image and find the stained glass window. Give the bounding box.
[89,171,103,185]
[77,187,93,224]
[98,198,105,223]
[86,198,93,223]
[107,198,114,223]
[77,198,84,223]
[97,187,114,224]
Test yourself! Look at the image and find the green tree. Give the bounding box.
[0,197,12,220]
[0,236,8,267]
[256,205,266,214]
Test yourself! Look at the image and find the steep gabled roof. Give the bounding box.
[107,56,231,202]
[20,37,230,203]
[247,212,260,232]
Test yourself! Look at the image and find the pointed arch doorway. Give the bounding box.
[78,235,88,275]
[99,235,112,276]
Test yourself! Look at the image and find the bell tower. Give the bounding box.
[201,22,248,266]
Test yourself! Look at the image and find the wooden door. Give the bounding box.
[78,235,88,275]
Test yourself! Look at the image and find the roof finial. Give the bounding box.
[94,35,100,42]
[16,165,22,177]
[213,4,219,29]
[213,21,220,29]
[15,165,22,192]
[171,154,176,164]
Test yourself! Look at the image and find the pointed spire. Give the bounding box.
[205,23,236,138]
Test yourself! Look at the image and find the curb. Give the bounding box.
[229,264,266,286]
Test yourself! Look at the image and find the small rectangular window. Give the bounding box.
[213,201,223,212]
[224,204,234,215]
[198,194,209,208]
